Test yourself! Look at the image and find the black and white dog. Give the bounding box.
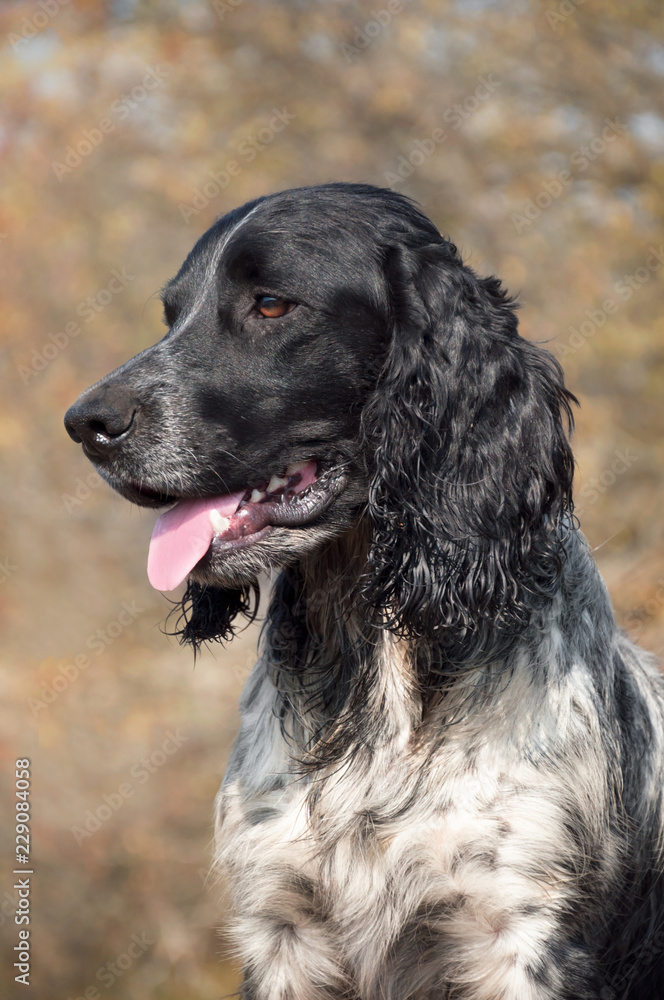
[65,184,664,999]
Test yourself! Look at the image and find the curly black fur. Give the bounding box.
[166,581,258,653]
[360,240,577,664]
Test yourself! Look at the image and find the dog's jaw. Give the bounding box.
[147,460,351,591]
[190,471,369,591]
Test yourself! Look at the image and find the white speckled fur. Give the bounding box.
[214,533,664,1000]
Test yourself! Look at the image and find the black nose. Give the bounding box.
[64,384,137,460]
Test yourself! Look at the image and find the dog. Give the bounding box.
[65,183,664,999]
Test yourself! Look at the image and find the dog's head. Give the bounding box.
[65,183,575,658]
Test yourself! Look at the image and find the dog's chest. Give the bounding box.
[215,658,577,995]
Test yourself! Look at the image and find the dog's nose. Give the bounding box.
[64,386,137,459]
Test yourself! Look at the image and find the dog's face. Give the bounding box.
[64,185,398,589]
[66,182,575,655]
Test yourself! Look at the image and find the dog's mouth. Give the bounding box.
[145,460,347,591]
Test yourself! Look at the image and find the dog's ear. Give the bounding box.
[360,241,576,662]
[166,582,257,653]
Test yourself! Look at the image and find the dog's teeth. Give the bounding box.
[210,509,231,534]
[285,461,308,476]
[250,489,266,503]
[266,475,288,493]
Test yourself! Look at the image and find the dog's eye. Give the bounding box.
[255,295,294,318]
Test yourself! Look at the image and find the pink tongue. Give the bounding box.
[147,491,244,592]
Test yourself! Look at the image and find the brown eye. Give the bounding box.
[255,295,294,318]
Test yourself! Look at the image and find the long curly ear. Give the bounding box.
[165,582,258,654]
[361,241,576,664]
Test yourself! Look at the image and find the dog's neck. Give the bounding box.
[262,525,614,770]
[263,524,414,767]
[264,523,523,769]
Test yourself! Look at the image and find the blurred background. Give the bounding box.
[1,0,663,996]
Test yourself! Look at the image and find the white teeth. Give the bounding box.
[284,461,309,476]
[210,510,230,534]
[250,489,266,503]
[266,475,288,493]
